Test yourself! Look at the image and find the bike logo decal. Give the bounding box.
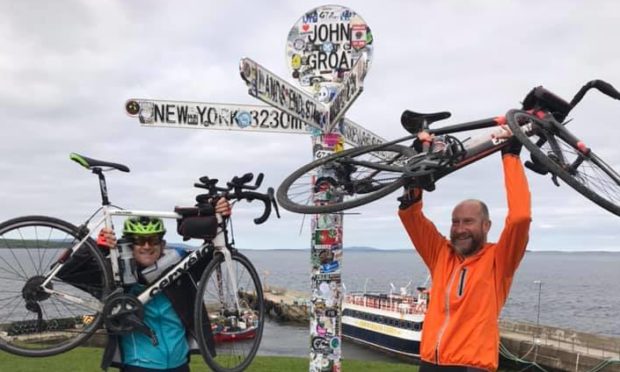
[148,243,211,297]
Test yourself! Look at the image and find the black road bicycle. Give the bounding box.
[277,80,620,217]
[0,154,279,372]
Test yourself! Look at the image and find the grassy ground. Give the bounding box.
[0,347,419,371]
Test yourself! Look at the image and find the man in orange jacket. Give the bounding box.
[398,129,531,371]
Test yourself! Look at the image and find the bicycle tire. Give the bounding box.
[194,251,264,372]
[0,216,112,357]
[277,144,416,214]
[507,109,620,216]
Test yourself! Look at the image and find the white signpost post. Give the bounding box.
[126,5,381,371]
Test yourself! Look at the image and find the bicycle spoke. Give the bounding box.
[0,295,24,323]
[197,252,263,371]
[0,217,111,356]
[278,144,414,213]
[0,263,25,280]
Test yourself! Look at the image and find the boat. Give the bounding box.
[211,312,259,343]
[342,280,428,359]
[212,325,257,343]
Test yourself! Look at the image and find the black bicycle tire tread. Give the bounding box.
[0,215,111,357]
[506,109,620,216]
[194,251,264,372]
[277,144,414,214]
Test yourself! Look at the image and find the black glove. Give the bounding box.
[501,138,523,156]
[398,183,422,210]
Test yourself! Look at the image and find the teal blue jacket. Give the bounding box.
[120,284,189,369]
[101,246,215,371]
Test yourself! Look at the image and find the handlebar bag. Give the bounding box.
[174,204,218,241]
[522,86,571,122]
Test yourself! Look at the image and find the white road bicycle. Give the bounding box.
[0,154,280,372]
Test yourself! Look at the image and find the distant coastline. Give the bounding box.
[238,247,620,253]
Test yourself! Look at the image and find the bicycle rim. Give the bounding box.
[0,216,111,356]
[507,109,620,216]
[277,144,415,214]
[195,252,264,372]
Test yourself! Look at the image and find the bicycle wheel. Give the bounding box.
[507,109,620,216]
[195,251,264,372]
[277,144,416,214]
[0,216,111,357]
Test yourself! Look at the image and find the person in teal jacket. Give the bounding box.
[98,198,231,372]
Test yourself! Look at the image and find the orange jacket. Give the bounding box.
[398,154,531,371]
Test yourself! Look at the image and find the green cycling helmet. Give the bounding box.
[123,216,166,236]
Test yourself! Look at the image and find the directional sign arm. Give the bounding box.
[239,58,329,132]
[124,99,309,134]
[324,53,368,134]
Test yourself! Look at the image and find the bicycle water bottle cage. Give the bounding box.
[522,86,572,123]
[69,153,130,172]
[400,110,451,134]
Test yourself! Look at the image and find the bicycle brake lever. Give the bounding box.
[551,173,560,187]
[268,187,281,218]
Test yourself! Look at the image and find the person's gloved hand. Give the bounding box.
[501,138,523,156]
[97,227,117,248]
[492,125,522,156]
[397,180,422,210]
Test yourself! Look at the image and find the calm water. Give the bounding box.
[244,250,620,338]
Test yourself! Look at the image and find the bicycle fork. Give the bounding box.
[213,214,243,316]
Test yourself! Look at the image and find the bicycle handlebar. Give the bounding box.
[194,173,279,224]
[569,79,620,108]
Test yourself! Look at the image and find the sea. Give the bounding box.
[242,249,620,358]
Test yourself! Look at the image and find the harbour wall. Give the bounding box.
[260,288,620,372]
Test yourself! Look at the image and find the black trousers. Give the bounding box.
[122,364,190,372]
[419,361,488,372]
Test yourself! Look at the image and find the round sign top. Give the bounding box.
[286,5,373,102]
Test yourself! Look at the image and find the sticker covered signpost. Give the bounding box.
[125,5,381,371]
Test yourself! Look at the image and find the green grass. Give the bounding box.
[0,347,419,371]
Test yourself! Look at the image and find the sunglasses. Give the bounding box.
[133,236,163,246]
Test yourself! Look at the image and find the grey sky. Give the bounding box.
[1,1,618,251]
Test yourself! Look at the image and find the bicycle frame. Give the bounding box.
[346,115,516,180]
[41,205,243,314]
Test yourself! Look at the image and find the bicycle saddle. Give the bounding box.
[401,110,451,134]
[70,153,130,172]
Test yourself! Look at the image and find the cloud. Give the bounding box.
[1,1,619,251]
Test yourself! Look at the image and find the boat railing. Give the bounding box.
[345,294,427,315]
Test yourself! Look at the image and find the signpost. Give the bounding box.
[126,5,381,371]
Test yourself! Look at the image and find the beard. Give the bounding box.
[450,231,484,257]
